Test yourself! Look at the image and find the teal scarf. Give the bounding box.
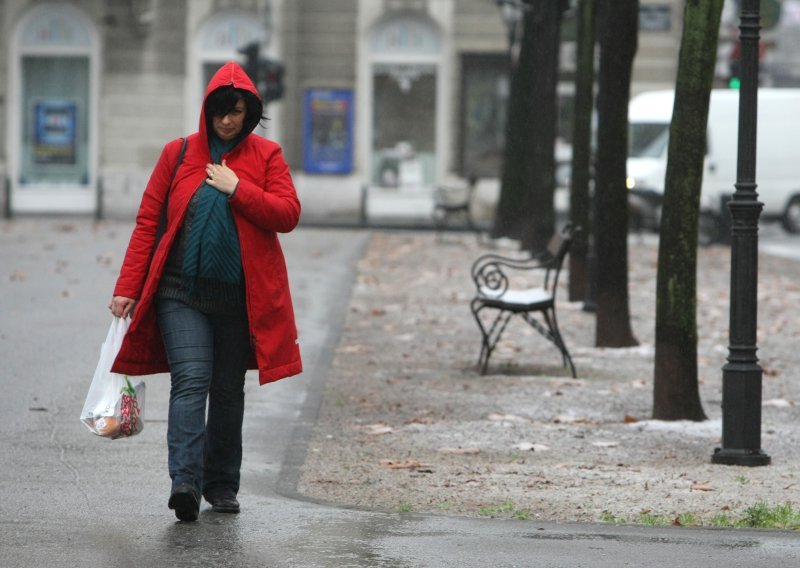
[182,136,242,290]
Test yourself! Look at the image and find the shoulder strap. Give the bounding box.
[155,137,188,247]
[170,137,188,181]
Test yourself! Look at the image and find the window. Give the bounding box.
[21,56,89,184]
[459,54,509,178]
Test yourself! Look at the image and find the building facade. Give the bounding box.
[0,0,688,219]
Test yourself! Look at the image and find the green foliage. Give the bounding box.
[741,502,800,529]
[478,501,529,520]
[709,514,736,528]
[599,511,625,524]
[599,503,800,530]
[508,452,523,464]
[638,513,670,526]
[398,503,413,513]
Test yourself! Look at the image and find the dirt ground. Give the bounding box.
[296,230,800,525]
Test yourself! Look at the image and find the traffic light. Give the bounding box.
[238,42,285,104]
[239,42,260,84]
[261,59,285,104]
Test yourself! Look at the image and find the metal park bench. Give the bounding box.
[432,175,478,238]
[470,224,578,377]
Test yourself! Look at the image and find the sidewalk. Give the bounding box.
[296,229,800,527]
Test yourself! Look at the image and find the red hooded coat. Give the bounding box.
[111,62,302,385]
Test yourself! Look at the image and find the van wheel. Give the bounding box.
[782,196,800,234]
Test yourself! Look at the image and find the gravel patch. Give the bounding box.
[296,231,800,525]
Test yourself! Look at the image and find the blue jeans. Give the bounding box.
[156,298,251,500]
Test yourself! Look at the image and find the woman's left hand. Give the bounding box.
[206,160,239,196]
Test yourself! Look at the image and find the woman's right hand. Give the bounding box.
[109,296,136,318]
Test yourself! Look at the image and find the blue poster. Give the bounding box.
[303,89,353,174]
[33,100,77,165]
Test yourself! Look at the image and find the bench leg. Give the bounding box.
[522,308,576,378]
[471,301,513,374]
[434,206,474,244]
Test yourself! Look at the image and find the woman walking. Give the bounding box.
[109,62,302,522]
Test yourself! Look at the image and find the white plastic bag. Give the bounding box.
[80,317,145,439]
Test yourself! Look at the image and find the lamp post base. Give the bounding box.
[712,447,771,467]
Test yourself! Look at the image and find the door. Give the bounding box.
[9,4,98,214]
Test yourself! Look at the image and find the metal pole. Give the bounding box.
[95,176,104,221]
[3,177,11,220]
[359,184,368,227]
[712,0,770,467]
[583,180,597,312]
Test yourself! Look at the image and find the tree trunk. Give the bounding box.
[593,0,638,347]
[568,0,595,302]
[492,1,563,253]
[653,0,723,421]
[491,7,535,243]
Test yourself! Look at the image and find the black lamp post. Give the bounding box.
[712,0,770,467]
[495,0,528,66]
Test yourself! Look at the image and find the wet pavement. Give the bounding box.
[0,218,798,568]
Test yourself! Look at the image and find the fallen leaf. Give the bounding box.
[9,269,26,282]
[96,254,115,266]
[488,413,531,424]
[405,415,434,425]
[553,415,592,424]
[690,482,715,492]
[547,379,583,389]
[365,424,394,435]
[624,415,639,423]
[514,442,550,452]
[438,447,481,455]
[380,459,427,470]
[337,344,369,354]
[763,398,793,408]
[592,441,620,448]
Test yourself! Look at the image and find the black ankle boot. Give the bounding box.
[169,484,200,521]
[205,493,240,514]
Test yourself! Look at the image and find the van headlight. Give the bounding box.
[626,176,636,190]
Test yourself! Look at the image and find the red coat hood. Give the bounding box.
[199,61,262,154]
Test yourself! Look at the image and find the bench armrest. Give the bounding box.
[470,253,553,299]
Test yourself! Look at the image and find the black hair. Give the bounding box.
[204,85,266,141]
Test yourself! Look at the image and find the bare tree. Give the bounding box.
[568,0,595,302]
[653,0,724,421]
[593,0,638,347]
[492,0,567,253]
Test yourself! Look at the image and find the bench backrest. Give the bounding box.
[471,223,579,300]
[541,224,575,293]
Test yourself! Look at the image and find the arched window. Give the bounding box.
[367,12,443,190]
[8,3,100,213]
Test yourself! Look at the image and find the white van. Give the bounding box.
[627,89,800,234]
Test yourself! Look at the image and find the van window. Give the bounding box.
[629,122,669,158]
